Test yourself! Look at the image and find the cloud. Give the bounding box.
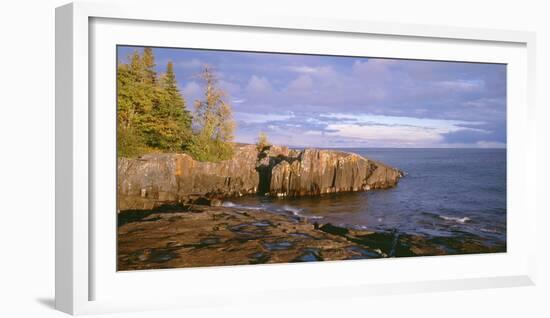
[443,129,491,144]
[463,97,504,108]
[352,59,397,80]
[436,79,485,92]
[287,75,314,91]
[232,110,492,148]
[315,113,486,146]
[286,66,318,73]
[234,111,295,124]
[182,81,201,98]
[476,141,506,148]
[286,65,334,75]
[218,80,241,97]
[318,113,485,132]
[325,123,442,143]
[245,75,273,95]
[177,58,208,69]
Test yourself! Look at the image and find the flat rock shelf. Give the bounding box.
[117,204,504,270]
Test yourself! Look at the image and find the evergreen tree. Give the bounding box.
[117,53,147,157]
[117,49,158,156]
[162,61,189,119]
[116,49,236,161]
[127,49,154,114]
[145,61,192,151]
[142,47,156,85]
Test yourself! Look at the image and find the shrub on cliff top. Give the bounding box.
[256,131,271,152]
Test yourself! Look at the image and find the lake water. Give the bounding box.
[229,148,506,248]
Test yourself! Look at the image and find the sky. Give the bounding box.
[118,46,506,148]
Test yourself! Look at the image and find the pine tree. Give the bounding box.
[117,56,147,157]
[127,49,154,114]
[145,61,192,151]
[142,47,156,85]
[117,49,157,156]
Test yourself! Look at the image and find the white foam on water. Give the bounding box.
[307,215,324,220]
[281,205,322,219]
[282,205,303,216]
[222,201,263,210]
[439,215,471,224]
[224,202,323,220]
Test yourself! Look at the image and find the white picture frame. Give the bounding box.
[55,1,537,315]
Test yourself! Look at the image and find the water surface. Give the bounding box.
[229,148,506,248]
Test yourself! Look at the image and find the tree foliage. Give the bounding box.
[142,61,192,152]
[256,131,271,152]
[117,50,235,161]
[186,67,236,161]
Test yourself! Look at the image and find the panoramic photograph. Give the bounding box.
[116,46,507,271]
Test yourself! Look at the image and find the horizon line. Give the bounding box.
[235,142,506,150]
[290,146,507,149]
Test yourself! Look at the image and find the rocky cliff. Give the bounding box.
[117,145,403,211]
[265,148,402,197]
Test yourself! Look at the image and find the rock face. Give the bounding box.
[117,144,403,211]
[118,145,260,210]
[265,148,402,197]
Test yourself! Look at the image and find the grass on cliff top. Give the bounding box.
[117,138,239,162]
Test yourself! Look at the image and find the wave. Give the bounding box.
[307,215,324,220]
[223,201,323,220]
[281,205,303,216]
[280,205,323,220]
[439,215,471,224]
[278,204,323,220]
[222,201,263,210]
[480,227,499,234]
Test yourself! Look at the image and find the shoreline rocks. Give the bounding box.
[117,204,371,270]
[117,144,403,211]
[117,204,506,271]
